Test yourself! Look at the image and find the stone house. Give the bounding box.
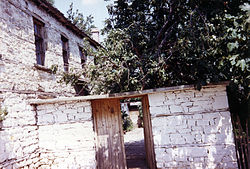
[0,0,100,99]
[0,0,99,167]
[0,0,238,169]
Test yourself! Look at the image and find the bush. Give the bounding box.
[121,110,133,132]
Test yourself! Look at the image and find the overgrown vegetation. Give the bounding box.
[84,0,249,94]
[121,110,133,132]
[45,0,55,5]
[67,3,96,36]
[138,105,143,128]
[58,1,249,119]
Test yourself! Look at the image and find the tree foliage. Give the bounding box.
[83,0,249,95]
[45,0,55,5]
[67,3,96,36]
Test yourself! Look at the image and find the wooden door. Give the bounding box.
[92,99,127,169]
[142,96,156,169]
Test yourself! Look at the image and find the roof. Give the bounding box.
[30,0,101,48]
[29,81,229,105]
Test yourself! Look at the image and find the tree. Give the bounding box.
[66,3,96,36]
[84,0,249,94]
[45,0,55,5]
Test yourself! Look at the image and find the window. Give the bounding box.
[79,46,87,68]
[33,18,45,65]
[61,35,69,71]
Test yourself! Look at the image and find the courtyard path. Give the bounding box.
[124,128,148,169]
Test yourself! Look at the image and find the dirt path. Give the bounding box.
[124,128,148,169]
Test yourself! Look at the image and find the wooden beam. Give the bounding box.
[28,81,229,105]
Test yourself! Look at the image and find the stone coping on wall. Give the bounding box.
[29,81,229,105]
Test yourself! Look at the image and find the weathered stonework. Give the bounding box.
[0,1,238,168]
[36,101,96,169]
[0,0,95,95]
[1,83,238,168]
[0,92,40,168]
[0,0,98,168]
[148,85,238,168]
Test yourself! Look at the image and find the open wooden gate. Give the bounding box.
[142,96,156,169]
[92,99,127,169]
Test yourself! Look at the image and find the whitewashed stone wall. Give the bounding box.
[0,1,97,167]
[0,0,93,96]
[0,92,39,168]
[36,101,96,168]
[0,99,96,168]
[148,85,238,168]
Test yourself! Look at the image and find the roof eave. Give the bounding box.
[30,0,101,48]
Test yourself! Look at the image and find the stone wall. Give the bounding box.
[0,0,97,167]
[0,92,39,168]
[36,101,96,168]
[0,98,96,168]
[148,85,238,168]
[0,0,93,96]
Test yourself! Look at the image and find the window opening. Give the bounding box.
[33,18,45,65]
[61,35,69,71]
[79,46,87,68]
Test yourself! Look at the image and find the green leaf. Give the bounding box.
[236,59,247,71]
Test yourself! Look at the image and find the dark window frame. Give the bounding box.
[33,18,45,66]
[61,35,69,72]
[79,46,87,68]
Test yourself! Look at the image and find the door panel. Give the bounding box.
[92,99,127,169]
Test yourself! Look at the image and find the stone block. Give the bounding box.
[77,112,92,121]
[212,95,229,110]
[197,119,210,126]
[194,91,203,97]
[174,97,190,104]
[148,93,166,106]
[77,107,83,113]
[63,109,77,114]
[193,114,203,119]
[165,92,176,100]
[149,105,170,117]
[203,126,220,134]
[74,101,91,107]
[55,113,68,123]
[186,147,208,157]
[187,119,196,127]
[189,106,203,113]
[57,105,66,110]
[182,134,195,144]
[220,111,232,125]
[37,104,55,111]
[178,128,191,134]
[0,143,7,163]
[160,134,171,145]
[84,105,92,113]
[151,117,167,128]
[38,114,54,125]
[170,134,185,144]
[169,105,183,113]
[180,102,193,107]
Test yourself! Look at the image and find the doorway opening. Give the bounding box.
[120,97,148,169]
[92,96,155,169]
